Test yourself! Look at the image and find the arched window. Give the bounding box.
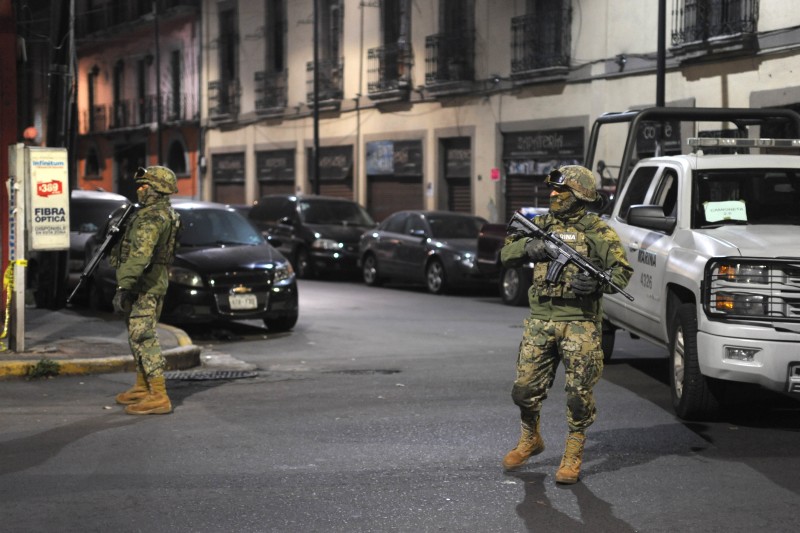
[167,139,187,176]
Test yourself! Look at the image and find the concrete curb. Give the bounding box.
[0,323,201,380]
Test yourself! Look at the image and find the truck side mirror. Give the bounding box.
[627,204,676,233]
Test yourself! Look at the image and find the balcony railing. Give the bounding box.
[254,70,288,114]
[208,79,240,118]
[510,7,572,78]
[671,0,758,46]
[367,42,413,97]
[425,31,475,88]
[306,59,343,105]
[77,0,199,38]
[82,93,198,133]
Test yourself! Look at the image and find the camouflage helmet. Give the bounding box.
[545,165,598,202]
[134,165,178,195]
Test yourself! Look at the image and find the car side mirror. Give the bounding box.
[627,204,676,233]
[409,229,428,240]
[266,235,283,248]
[277,216,294,227]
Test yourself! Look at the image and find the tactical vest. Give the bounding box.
[531,213,596,299]
[109,206,180,268]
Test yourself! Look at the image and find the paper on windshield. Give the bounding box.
[703,200,747,223]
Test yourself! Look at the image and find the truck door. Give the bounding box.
[608,164,675,341]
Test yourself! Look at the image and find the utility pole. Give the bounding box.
[39,0,72,309]
[312,0,321,195]
[656,0,666,107]
[154,1,163,164]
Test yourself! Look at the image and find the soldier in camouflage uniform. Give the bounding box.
[112,166,181,415]
[500,165,632,483]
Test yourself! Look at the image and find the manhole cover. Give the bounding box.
[327,369,402,375]
[164,370,259,381]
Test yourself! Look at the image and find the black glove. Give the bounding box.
[571,273,599,296]
[112,288,133,315]
[524,239,553,262]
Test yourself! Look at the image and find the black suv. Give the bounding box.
[248,195,376,278]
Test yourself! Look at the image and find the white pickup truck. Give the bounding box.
[601,134,800,420]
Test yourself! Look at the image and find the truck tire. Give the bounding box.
[500,267,530,306]
[601,319,616,363]
[669,303,719,420]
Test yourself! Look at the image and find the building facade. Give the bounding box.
[68,0,800,222]
[75,0,201,200]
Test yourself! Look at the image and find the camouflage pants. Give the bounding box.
[125,292,166,379]
[512,318,604,433]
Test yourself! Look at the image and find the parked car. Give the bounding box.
[476,207,548,306]
[29,189,129,307]
[248,194,376,278]
[359,210,491,294]
[69,190,130,279]
[89,200,299,331]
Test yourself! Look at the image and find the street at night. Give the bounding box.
[1,280,798,532]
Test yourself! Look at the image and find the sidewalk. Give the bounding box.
[0,306,201,379]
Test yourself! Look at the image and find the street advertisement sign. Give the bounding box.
[26,147,70,251]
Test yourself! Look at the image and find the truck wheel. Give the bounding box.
[601,319,616,363]
[500,267,530,306]
[669,303,719,420]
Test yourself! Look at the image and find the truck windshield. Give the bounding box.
[692,169,800,228]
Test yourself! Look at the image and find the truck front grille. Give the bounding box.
[703,257,800,323]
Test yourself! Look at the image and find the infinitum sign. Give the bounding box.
[27,147,70,251]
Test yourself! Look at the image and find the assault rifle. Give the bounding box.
[509,211,634,301]
[67,203,137,305]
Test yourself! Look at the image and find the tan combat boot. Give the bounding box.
[115,371,149,405]
[555,432,586,484]
[124,375,173,415]
[502,420,545,471]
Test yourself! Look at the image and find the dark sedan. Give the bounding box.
[359,210,490,294]
[90,200,298,331]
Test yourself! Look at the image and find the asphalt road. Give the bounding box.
[1,279,798,532]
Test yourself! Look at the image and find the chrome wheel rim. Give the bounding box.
[673,326,685,399]
[427,262,443,292]
[503,269,520,301]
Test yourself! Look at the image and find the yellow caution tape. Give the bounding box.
[0,259,28,352]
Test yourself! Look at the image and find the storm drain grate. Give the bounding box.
[326,369,402,375]
[164,370,259,381]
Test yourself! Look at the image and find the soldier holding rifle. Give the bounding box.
[110,166,180,415]
[500,165,632,484]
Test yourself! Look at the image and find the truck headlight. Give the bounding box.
[714,292,767,316]
[169,266,204,288]
[716,263,769,284]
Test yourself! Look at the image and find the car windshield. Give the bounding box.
[298,200,374,226]
[179,208,265,246]
[71,200,127,233]
[693,169,800,228]
[426,214,486,239]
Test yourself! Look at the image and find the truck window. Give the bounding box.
[654,170,678,217]
[618,166,658,221]
[692,169,800,227]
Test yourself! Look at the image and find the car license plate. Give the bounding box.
[229,294,258,310]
